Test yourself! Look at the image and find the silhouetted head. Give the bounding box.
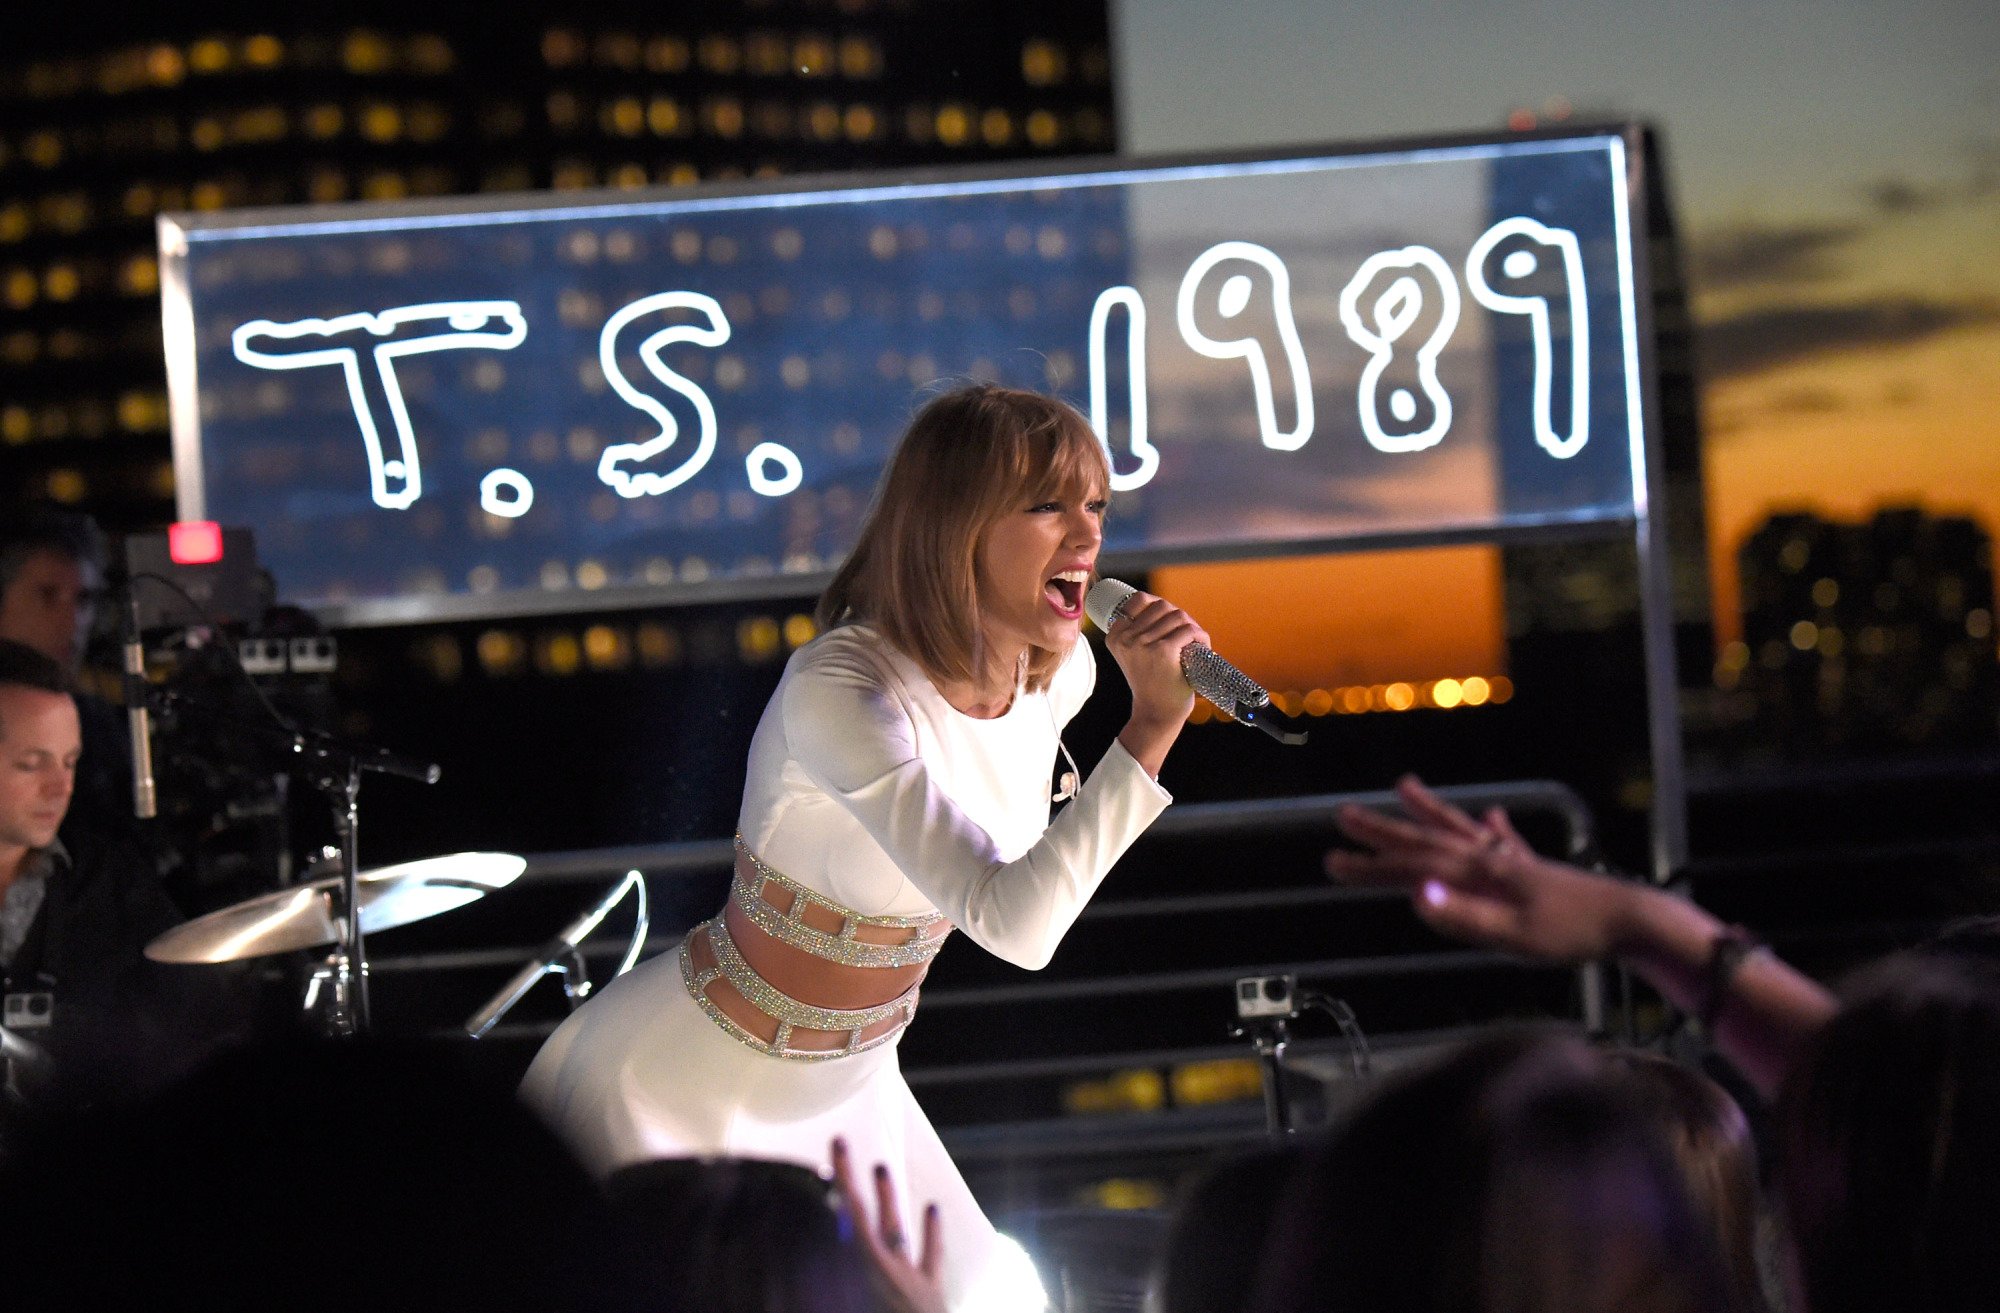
[1250,1028,1737,1313]
[1605,1050,1766,1313]
[606,1156,887,1313]
[1779,945,2000,1313]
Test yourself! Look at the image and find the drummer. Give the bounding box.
[0,640,236,1109]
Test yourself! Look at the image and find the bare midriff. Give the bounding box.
[686,850,950,1054]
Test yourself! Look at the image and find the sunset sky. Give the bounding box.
[1116,0,1999,683]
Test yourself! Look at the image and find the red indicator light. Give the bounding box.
[168,521,224,565]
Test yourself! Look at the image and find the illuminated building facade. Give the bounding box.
[1733,507,1998,752]
[0,3,1117,529]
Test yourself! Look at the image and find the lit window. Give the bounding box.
[648,97,684,135]
[190,118,225,151]
[46,468,88,503]
[542,30,583,67]
[119,255,159,296]
[24,131,63,168]
[645,36,691,73]
[343,31,393,74]
[1025,110,1062,148]
[243,35,285,68]
[1021,40,1066,86]
[43,265,81,302]
[838,37,882,79]
[806,102,841,140]
[636,622,681,666]
[738,616,782,662]
[583,625,629,669]
[359,103,402,142]
[793,35,832,77]
[934,104,971,147]
[477,630,526,675]
[0,206,28,242]
[705,98,745,138]
[189,38,233,74]
[147,45,186,85]
[605,97,645,136]
[980,109,1016,148]
[843,104,879,140]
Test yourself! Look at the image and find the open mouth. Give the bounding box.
[1044,570,1088,619]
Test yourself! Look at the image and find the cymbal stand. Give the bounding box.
[285,730,439,1037]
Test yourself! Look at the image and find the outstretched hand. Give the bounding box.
[1326,776,1634,965]
[830,1138,947,1313]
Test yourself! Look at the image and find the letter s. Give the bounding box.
[596,291,732,499]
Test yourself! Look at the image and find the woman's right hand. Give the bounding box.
[1103,590,1207,777]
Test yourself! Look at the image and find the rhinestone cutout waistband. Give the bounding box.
[680,917,919,1061]
[731,834,948,969]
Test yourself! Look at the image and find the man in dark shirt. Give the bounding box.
[0,640,220,1108]
[0,505,137,844]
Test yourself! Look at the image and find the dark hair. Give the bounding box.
[817,384,1109,694]
[605,1157,888,1313]
[1604,1050,1767,1313]
[1778,947,2000,1313]
[0,638,73,698]
[0,502,107,592]
[1152,1145,1298,1313]
[1250,1028,1738,1313]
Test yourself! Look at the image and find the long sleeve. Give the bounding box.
[779,641,1170,970]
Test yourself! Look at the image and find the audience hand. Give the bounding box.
[830,1137,947,1313]
[1326,775,1637,965]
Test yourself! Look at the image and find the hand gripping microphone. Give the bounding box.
[1085,579,1307,746]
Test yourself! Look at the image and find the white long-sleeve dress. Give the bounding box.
[520,623,1170,1304]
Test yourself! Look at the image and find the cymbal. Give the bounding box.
[145,852,527,965]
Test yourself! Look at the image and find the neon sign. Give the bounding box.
[165,130,1647,622]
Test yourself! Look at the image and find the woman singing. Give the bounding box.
[522,385,1204,1304]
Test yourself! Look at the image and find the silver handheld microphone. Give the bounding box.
[1084,579,1306,745]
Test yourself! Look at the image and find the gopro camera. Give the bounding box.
[1235,974,1296,1020]
[3,992,55,1030]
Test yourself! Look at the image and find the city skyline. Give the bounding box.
[1117,0,1999,671]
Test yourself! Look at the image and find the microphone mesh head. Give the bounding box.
[1182,645,1271,712]
[1084,578,1137,631]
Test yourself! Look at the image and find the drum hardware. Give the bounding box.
[464,869,650,1039]
[147,852,525,1034]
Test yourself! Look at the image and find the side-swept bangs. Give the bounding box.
[818,385,1108,694]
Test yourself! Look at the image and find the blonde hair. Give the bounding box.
[818,385,1109,695]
